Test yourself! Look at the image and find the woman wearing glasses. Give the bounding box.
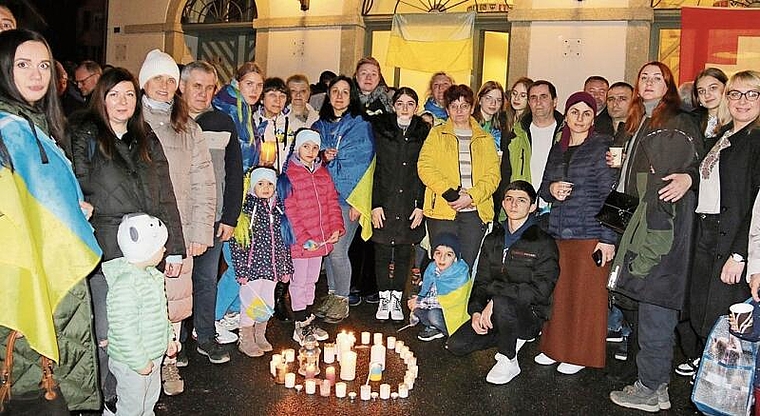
[689,70,760,363]
[418,84,500,271]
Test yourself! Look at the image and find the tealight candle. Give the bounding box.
[305,379,316,395]
[284,349,296,363]
[335,382,347,398]
[270,354,282,377]
[360,385,371,401]
[395,340,404,353]
[275,363,287,384]
[325,366,336,385]
[373,332,383,345]
[320,379,331,397]
[398,383,409,398]
[387,336,396,350]
[391,392,399,399]
[361,331,371,345]
[295,384,303,393]
[379,383,391,400]
[284,372,296,388]
[348,391,357,401]
[371,392,379,400]
[340,350,357,381]
[323,343,335,364]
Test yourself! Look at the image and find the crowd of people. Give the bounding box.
[3,1,760,414]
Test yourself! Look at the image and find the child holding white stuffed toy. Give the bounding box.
[102,213,178,415]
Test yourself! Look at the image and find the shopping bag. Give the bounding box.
[240,279,276,324]
[692,315,758,416]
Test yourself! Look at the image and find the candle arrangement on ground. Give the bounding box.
[269,330,419,401]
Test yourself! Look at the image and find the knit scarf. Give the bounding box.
[423,97,448,122]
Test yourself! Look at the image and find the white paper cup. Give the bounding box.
[730,303,754,334]
[610,146,624,168]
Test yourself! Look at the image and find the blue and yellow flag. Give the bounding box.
[0,113,101,362]
[346,157,375,241]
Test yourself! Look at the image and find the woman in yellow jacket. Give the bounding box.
[418,84,501,269]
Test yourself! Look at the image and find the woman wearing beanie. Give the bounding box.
[138,48,216,396]
[533,91,617,375]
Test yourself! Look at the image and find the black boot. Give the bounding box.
[274,281,292,321]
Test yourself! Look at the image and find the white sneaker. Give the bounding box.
[375,290,390,320]
[220,312,240,330]
[516,339,527,354]
[557,362,585,374]
[534,352,557,366]
[215,322,238,344]
[390,291,404,321]
[486,353,521,384]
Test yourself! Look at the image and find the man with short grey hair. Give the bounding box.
[74,60,102,101]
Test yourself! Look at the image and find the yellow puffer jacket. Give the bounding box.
[418,117,501,223]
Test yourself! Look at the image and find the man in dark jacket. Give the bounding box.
[447,180,559,385]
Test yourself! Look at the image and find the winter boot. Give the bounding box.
[323,295,349,324]
[375,290,391,320]
[238,325,263,357]
[390,290,405,321]
[253,321,273,352]
[314,293,335,318]
[274,281,293,321]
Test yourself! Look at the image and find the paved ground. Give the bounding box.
[154,295,700,416]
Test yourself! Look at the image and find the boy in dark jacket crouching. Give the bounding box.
[446,180,559,384]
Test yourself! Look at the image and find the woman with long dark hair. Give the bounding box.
[608,61,702,412]
[69,66,185,410]
[0,28,102,413]
[311,75,375,324]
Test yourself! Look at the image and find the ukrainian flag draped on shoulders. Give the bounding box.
[419,259,472,335]
[312,113,375,240]
[0,107,101,363]
[212,79,261,172]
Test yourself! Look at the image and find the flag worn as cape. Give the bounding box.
[0,112,102,362]
[420,259,472,335]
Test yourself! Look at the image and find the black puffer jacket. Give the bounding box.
[470,222,560,320]
[369,113,430,245]
[68,114,185,260]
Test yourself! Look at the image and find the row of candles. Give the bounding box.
[269,330,419,400]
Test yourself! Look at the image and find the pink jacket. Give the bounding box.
[284,155,345,259]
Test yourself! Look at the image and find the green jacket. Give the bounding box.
[103,258,172,372]
[0,279,100,411]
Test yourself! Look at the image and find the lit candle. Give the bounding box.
[400,345,410,358]
[373,332,383,345]
[395,340,404,353]
[405,375,415,390]
[339,350,357,381]
[305,379,316,395]
[348,332,356,347]
[323,343,335,364]
[398,383,409,398]
[260,140,277,167]
[360,385,371,401]
[270,354,282,377]
[275,363,287,384]
[361,331,370,345]
[284,349,296,363]
[407,356,417,367]
[335,382,347,398]
[320,379,331,397]
[369,362,383,382]
[379,383,391,400]
[387,336,396,350]
[284,372,296,388]
[410,365,418,378]
[370,343,386,370]
[305,364,317,379]
[325,366,336,385]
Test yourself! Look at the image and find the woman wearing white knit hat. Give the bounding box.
[138,48,218,396]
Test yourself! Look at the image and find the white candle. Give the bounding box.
[405,375,415,390]
[407,356,417,367]
[391,392,399,399]
[370,343,386,370]
[387,336,396,350]
[379,383,391,400]
[336,331,346,361]
[410,365,418,378]
[323,343,335,364]
[340,350,357,381]
[360,384,371,401]
[395,340,404,353]
[320,379,331,397]
[284,349,296,363]
[305,379,316,395]
[335,382,347,398]
[284,372,296,388]
[398,383,409,398]
[270,354,282,377]
[361,331,371,345]
[400,345,410,358]
[373,332,383,345]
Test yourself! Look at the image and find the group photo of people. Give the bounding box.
[3,0,760,415]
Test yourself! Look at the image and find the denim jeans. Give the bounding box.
[324,205,360,297]
[215,242,240,320]
[191,223,223,343]
[415,307,447,336]
[608,305,632,337]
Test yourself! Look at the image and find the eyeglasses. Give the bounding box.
[75,73,96,86]
[448,103,471,112]
[726,90,760,101]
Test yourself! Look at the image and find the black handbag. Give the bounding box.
[0,331,69,416]
[595,190,639,235]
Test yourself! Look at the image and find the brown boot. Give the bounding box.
[254,321,273,352]
[238,325,263,357]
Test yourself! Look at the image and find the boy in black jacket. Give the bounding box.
[447,180,559,385]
